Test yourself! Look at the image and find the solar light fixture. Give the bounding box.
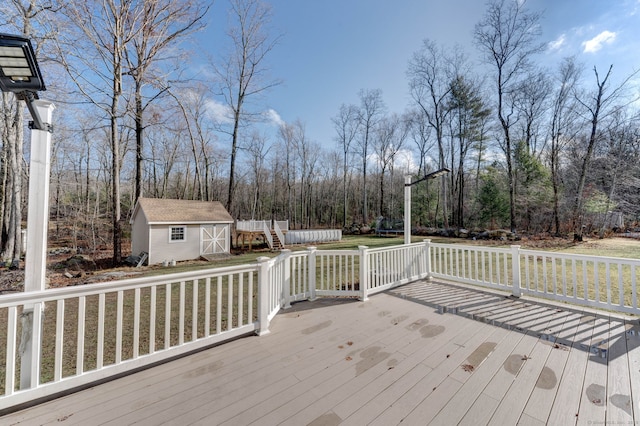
[405,167,451,187]
[0,33,49,131]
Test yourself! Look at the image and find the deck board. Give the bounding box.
[605,318,634,424]
[520,309,584,423]
[1,279,638,426]
[575,314,611,425]
[627,322,640,423]
[546,309,601,425]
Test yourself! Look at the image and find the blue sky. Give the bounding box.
[200,0,640,148]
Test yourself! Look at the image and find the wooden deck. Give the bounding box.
[3,280,639,425]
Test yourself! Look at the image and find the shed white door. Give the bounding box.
[201,225,227,255]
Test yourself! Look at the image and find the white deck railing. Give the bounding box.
[0,263,270,411]
[430,242,640,315]
[273,221,286,247]
[236,220,289,232]
[2,240,639,412]
[236,220,288,249]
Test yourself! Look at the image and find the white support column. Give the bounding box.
[24,100,55,293]
[256,256,271,336]
[281,249,292,309]
[307,246,317,301]
[404,175,411,245]
[359,245,369,301]
[511,245,522,297]
[423,239,432,282]
[20,100,55,390]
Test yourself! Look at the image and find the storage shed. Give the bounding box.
[130,198,234,265]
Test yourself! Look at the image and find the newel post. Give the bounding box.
[281,249,292,309]
[423,239,432,282]
[359,245,369,301]
[511,245,521,297]
[256,256,271,336]
[307,246,317,301]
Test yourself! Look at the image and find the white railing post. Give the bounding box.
[307,246,317,301]
[256,256,272,336]
[21,100,55,390]
[424,239,432,282]
[282,249,292,309]
[20,302,44,390]
[359,245,369,301]
[511,245,521,297]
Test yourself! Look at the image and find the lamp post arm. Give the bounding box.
[21,91,52,132]
[405,167,451,187]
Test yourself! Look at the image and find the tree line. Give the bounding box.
[1,0,639,266]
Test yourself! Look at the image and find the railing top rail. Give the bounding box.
[367,242,425,254]
[518,247,640,265]
[0,263,260,308]
[430,242,512,254]
[289,251,309,258]
[314,249,361,256]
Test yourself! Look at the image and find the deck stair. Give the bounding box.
[270,230,284,250]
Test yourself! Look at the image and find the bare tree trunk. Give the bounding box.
[571,66,613,241]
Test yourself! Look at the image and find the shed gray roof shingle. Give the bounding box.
[134,198,234,224]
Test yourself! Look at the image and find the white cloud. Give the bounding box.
[264,108,285,127]
[394,149,419,174]
[582,30,617,53]
[205,99,234,124]
[548,34,566,51]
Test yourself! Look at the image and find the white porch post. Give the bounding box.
[404,175,411,245]
[281,249,292,309]
[256,256,271,336]
[359,245,369,301]
[511,245,522,297]
[20,100,55,390]
[424,239,432,282]
[307,246,317,301]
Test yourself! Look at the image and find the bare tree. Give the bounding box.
[406,109,434,176]
[62,0,141,264]
[0,0,60,262]
[292,120,317,229]
[373,113,407,217]
[245,131,270,219]
[570,65,639,240]
[596,112,636,237]
[547,57,581,235]
[447,74,490,229]
[512,70,551,231]
[0,93,23,263]
[124,0,209,204]
[278,122,296,226]
[407,39,460,228]
[332,103,359,228]
[215,0,280,217]
[356,88,385,225]
[474,0,545,232]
